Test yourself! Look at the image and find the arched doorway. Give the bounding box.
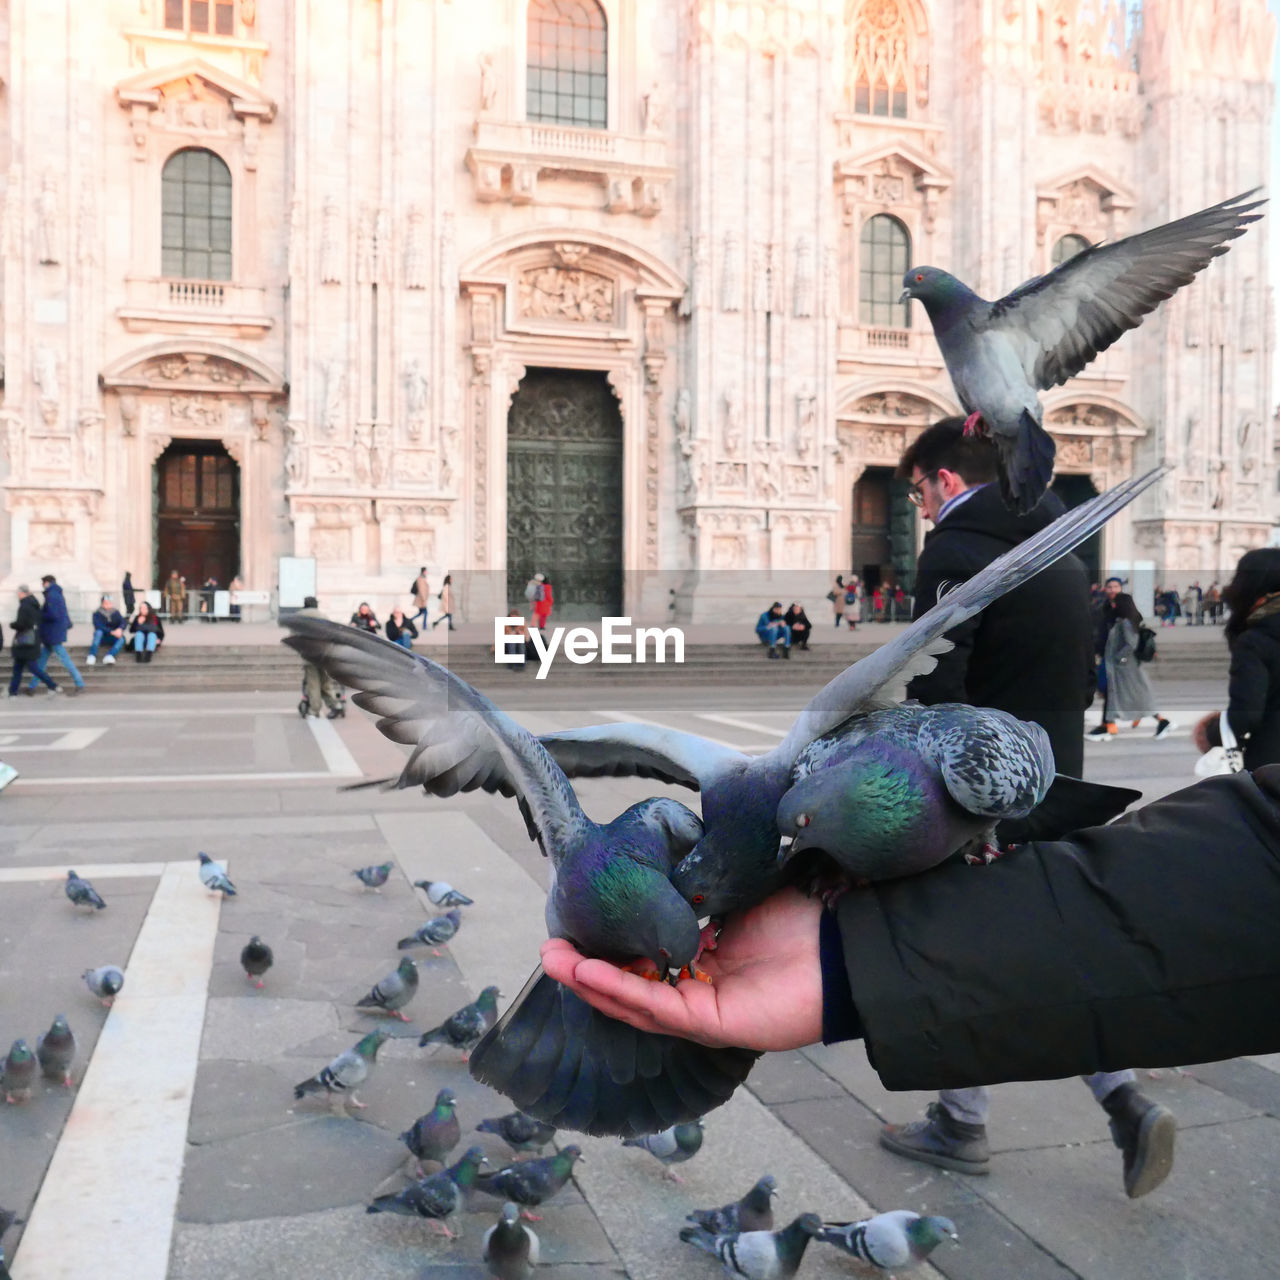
[851,466,917,592]
[154,439,241,588]
[506,368,623,619]
[1051,473,1101,583]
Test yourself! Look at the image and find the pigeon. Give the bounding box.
[1,1040,36,1104]
[687,1175,778,1236]
[396,909,462,954]
[354,861,394,891]
[240,936,274,988]
[476,1110,557,1157]
[817,1211,958,1271]
[416,879,474,908]
[366,1146,488,1237]
[82,965,124,1006]
[400,1087,462,1173]
[418,986,501,1059]
[281,613,761,1138]
[623,1119,704,1182]
[293,1029,389,1110]
[900,190,1264,513]
[475,1145,583,1220]
[197,852,236,896]
[680,1213,823,1279]
[483,1201,540,1280]
[36,1014,76,1088]
[64,870,106,910]
[356,957,419,1020]
[776,704,1054,880]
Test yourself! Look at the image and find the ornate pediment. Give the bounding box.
[1034,167,1135,246]
[116,59,276,123]
[100,343,285,395]
[835,143,951,231]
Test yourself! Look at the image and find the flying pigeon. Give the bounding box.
[36,1015,76,1089]
[293,1029,388,1111]
[240,936,274,988]
[623,1119,704,1182]
[475,1145,583,1221]
[680,1213,823,1280]
[64,870,106,911]
[82,965,124,1007]
[401,1087,462,1174]
[418,986,501,1059]
[817,1210,958,1271]
[356,957,419,1020]
[776,704,1054,880]
[483,1202,540,1280]
[281,614,760,1138]
[354,861,394,891]
[416,879,474,908]
[197,852,236,897]
[366,1146,488,1237]
[476,1110,557,1157]
[900,189,1264,513]
[687,1175,778,1236]
[396,909,462,955]
[1,1040,35,1104]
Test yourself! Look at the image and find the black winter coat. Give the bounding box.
[826,766,1280,1090]
[906,485,1095,777]
[10,594,43,658]
[1226,611,1280,769]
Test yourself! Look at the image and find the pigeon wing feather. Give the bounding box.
[538,723,746,791]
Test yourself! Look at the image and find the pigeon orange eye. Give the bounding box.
[796,813,811,828]
[691,893,704,905]
[915,273,924,282]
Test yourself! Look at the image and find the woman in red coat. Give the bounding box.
[531,573,554,631]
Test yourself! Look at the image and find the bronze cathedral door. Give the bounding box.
[155,440,241,588]
[506,368,624,620]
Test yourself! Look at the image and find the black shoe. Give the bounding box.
[135,652,144,663]
[780,645,791,659]
[144,651,153,663]
[1102,1084,1176,1199]
[326,707,345,719]
[880,1102,991,1174]
[767,649,779,659]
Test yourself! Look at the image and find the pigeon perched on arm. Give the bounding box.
[240,936,274,988]
[476,1110,557,1157]
[82,965,124,1007]
[367,1146,488,1237]
[354,861,394,891]
[622,1119,704,1182]
[36,1015,76,1089]
[400,1087,461,1174]
[293,1029,388,1111]
[64,870,106,911]
[416,879,473,908]
[418,986,501,1059]
[356,957,419,1020]
[1,1040,36,1104]
[817,1210,958,1271]
[687,1175,778,1236]
[197,853,236,897]
[679,1213,822,1279]
[397,909,462,954]
[900,190,1263,513]
[475,1145,583,1220]
[483,1202,539,1280]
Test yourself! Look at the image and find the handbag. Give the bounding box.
[1194,711,1245,777]
[1134,624,1157,663]
[825,590,837,602]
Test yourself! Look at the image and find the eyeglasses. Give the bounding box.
[906,470,940,508]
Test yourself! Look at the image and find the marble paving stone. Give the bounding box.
[201,996,340,1062]
[1180,1058,1280,1116]
[189,1058,322,1145]
[747,1050,846,1105]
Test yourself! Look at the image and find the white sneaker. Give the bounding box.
[103,655,115,665]
[47,686,62,697]
[85,654,96,665]
[1154,718,1177,740]
[0,763,18,792]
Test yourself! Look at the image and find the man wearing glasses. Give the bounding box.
[877,416,1176,1201]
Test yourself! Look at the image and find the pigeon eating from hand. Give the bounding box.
[900,189,1263,513]
[354,861,394,891]
[240,936,274,988]
[293,1029,388,1111]
[356,957,419,1021]
[475,1145,583,1221]
[687,1174,778,1236]
[401,1087,462,1174]
[416,879,474,908]
[82,965,124,1007]
[197,853,236,897]
[680,1212,823,1279]
[483,1201,540,1280]
[366,1146,488,1238]
[476,1110,557,1158]
[64,870,106,911]
[36,1015,76,1089]
[396,910,462,955]
[418,986,501,1060]
[623,1119,704,1182]
[817,1210,958,1271]
[1,1040,36,1104]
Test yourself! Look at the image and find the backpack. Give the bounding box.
[1134,625,1157,664]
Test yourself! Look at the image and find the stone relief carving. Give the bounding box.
[320,197,342,284]
[31,437,74,471]
[285,419,306,486]
[752,441,783,501]
[851,427,907,458]
[35,170,60,265]
[395,450,439,487]
[721,231,742,312]
[793,235,815,317]
[29,522,75,560]
[518,267,615,323]
[33,346,60,425]
[1,415,26,476]
[1045,403,1119,430]
[714,462,747,489]
[404,205,428,289]
[352,422,373,485]
[170,394,225,428]
[795,385,817,458]
[118,395,139,438]
[323,361,346,435]
[786,464,819,495]
[722,387,743,457]
[311,446,349,478]
[310,527,351,562]
[852,392,932,419]
[250,396,271,442]
[371,423,392,486]
[404,359,429,442]
[640,82,666,134]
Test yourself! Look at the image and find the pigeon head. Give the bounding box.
[909,1215,959,1253]
[198,853,214,866]
[444,910,461,927]
[66,870,78,879]
[556,1144,584,1169]
[433,1087,458,1112]
[748,1174,778,1204]
[499,1201,521,1227]
[355,1029,390,1059]
[900,266,977,319]
[396,957,417,979]
[477,986,501,1011]
[48,1015,70,1036]
[7,1039,33,1062]
[634,888,702,979]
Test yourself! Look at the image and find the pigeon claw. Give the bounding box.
[520,1210,543,1222]
[964,843,1003,866]
[962,410,987,439]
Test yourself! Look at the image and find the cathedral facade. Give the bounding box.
[0,0,1273,621]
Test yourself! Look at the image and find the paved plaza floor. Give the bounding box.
[0,662,1276,1279]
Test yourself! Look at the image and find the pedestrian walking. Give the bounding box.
[410,566,431,627]
[1089,578,1173,741]
[228,574,243,622]
[25,575,84,694]
[845,575,864,630]
[163,570,185,623]
[295,597,344,716]
[350,602,379,634]
[85,595,127,665]
[386,608,418,649]
[783,603,812,651]
[121,571,136,614]
[200,575,219,622]
[7,586,58,698]
[128,599,164,662]
[177,575,190,622]
[530,573,554,631]
[432,574,456,630]
[829,574,846,629]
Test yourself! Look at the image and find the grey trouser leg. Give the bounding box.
[939,1087,990,1126]
[1083,1069,1136,1104]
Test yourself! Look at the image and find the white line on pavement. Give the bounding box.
[697,712,787,737]
[10,770,343,787]
[0,727,107,752]
[305,714,362,776]
[0,862,169,882]
[592,708,764,751]
[12,860,224,1280]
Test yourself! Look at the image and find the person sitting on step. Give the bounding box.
[129,599,165,663]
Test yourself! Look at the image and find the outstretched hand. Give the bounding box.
[540,887,824,1053]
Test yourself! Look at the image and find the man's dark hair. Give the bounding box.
[895,416,1000,485]
[1104,576,1125,587]
[303,595,318,609]
[41,574,55,585]
[1223,547,1280,643]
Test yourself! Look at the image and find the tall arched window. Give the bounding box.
[1052,233,1091,266]
[527,0,607,130]
[849,0,914,118]
[162,148,232,281]
[859,215,911,328]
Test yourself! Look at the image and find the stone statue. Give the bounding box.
[479,54,498,113]
[722,387,743,456]
[795,385,817,458]
[323,360,345,435]
[33,346,59,423]
[285,419,306,485]
[119,394,139,438]
[721,231,742,312]
[640,82,665,134]
[320,197,342,284]
[405,358,430,425]
[35,170,59,265]
[2,414,25,477]
[80,415,99,478]
[371,422,392,486]
[352,421,372,485]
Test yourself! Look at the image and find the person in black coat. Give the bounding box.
[783,603,812,651]
[1195,548,1280,770]
[7,586,58,695]
[122,571,136,614]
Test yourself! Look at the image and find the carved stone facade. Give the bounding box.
[0,0,1272,621]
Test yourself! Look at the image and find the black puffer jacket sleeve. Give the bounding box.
[826,767,1280,1090]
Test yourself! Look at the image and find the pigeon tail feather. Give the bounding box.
[997,408,1057,515]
